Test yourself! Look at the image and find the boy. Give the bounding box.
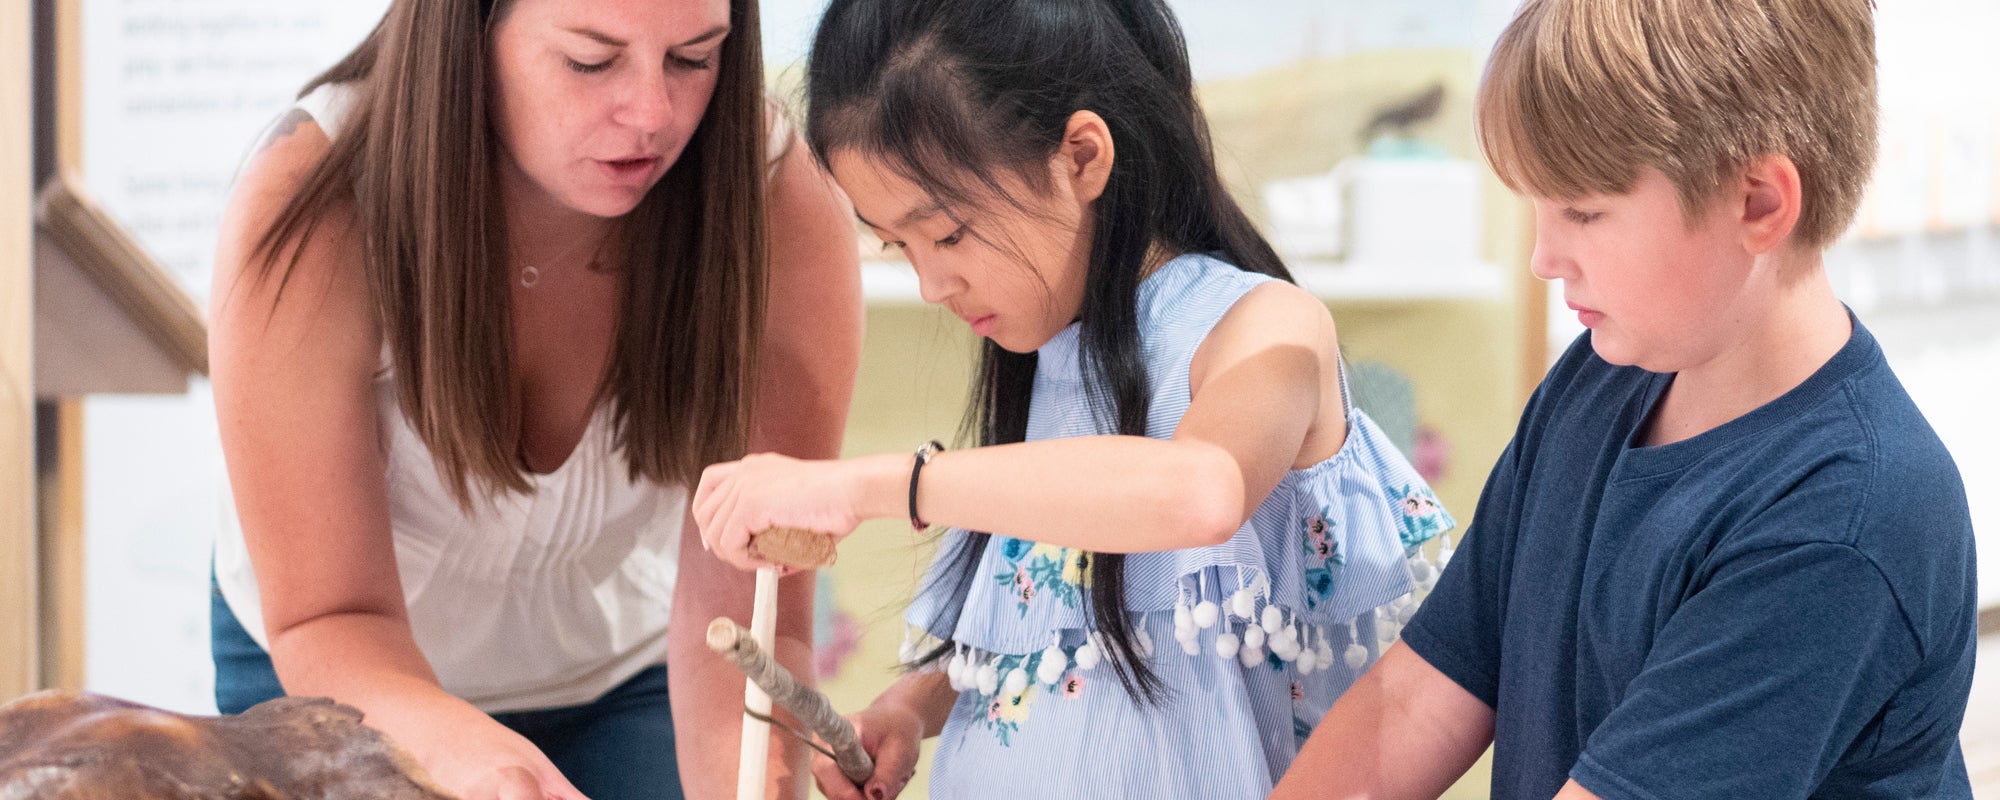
[1274,1,1978,798]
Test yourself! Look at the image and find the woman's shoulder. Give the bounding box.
[221,103,356,280]
[236,82,353,181]
[229,82,358,202]
[238,111,333,194]
[211,95,376,377]
[295,82,360,141]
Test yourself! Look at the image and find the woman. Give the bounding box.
[206,0,862,798]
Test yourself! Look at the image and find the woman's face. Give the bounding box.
[488,0,731,218]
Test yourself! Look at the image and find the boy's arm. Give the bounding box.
[1562,541,1922,800]
[1271,643,1495,800]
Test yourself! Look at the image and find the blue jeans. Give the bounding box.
[211,580,685,800]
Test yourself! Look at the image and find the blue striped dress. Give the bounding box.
[902,254,1456,797]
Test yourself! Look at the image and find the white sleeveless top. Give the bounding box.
[215,83,795,713]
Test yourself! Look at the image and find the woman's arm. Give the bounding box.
[211,119,584,800]
[668,127,864,800]
[694,280,1343,565]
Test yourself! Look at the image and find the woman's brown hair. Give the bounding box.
[253,0,768,506]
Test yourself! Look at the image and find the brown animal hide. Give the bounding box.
[0,691,453,799]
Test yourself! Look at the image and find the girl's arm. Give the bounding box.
[212,119,585,800]
[696,280,1344,564]
[811,670,955,800]
[669,128,864,800]
[874,668,958,738]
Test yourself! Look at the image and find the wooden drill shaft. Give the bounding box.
[706,617,873,784]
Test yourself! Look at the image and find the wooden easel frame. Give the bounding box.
[5,0,206,698]
[3,0,39,700]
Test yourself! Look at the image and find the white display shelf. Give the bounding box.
[860,262,926,304]
[1288,259,1507,303]
[861,258,1507,305]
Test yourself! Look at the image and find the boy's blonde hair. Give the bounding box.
[1478,0,1877,248]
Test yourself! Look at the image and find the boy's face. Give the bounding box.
[1529,168,1756,374]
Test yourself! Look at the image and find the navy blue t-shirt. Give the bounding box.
[1402,318,1978,799]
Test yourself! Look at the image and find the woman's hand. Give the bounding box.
[372,695,588,800]
[808,702,926,800]
[691,452,903,571]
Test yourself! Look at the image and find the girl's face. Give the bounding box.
[826,115,1113,353]
[488,0,730,218]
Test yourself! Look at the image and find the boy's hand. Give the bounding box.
[809,703,924,800]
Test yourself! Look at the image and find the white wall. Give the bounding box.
[79,0,390,714]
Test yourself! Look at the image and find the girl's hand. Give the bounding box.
[809,703,926,800]
[692,453,895,571]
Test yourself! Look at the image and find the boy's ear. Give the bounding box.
[1737,154,1803,255]
[1057,110,1115,205]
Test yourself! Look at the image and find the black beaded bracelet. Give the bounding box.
[909,440,945,532]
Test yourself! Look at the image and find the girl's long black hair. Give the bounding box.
[804,0,1290,705]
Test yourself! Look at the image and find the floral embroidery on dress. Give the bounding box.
[1301,510,1344,611]
[968,648,1075,746]
[1061,548,1093,587]
[1393,486,1452,549]
[993,538,1091,614]
[978,684,1036,746]
[1302,511,1345,566]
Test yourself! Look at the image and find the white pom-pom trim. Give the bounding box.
[1037,646,1067,685]
[1344,642,1369,670]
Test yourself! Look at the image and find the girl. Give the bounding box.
[208,1,862,798]
[694,0,1452,797]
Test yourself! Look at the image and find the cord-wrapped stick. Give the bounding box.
[746,526,840,569]
[706,617,873,784]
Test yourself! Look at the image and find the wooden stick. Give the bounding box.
[734,568,778,800]
[707,617,873,784]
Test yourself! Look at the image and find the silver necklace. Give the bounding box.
[519,231,610,289]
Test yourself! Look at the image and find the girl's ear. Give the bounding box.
[1056,110,1115,205]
